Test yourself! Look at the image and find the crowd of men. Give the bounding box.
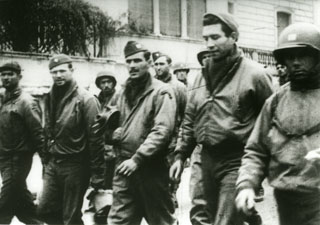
[0,11,319,225]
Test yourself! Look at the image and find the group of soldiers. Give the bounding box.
[0,11,320,225]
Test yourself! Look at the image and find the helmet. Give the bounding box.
[197,48,210,66]
[273,23,320,63]
[172,62,190,74]
[95,70,117,88]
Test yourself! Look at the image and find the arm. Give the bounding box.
[236,98,273,215]
[253,71,274,113]
[131,86,177,166]
[84,96,105,188]
[23,97,45,160]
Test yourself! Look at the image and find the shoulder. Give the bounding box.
[239,58,272,83]
[152,78,175,100]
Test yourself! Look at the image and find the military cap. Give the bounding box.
[49,54,72,70]
[124,41,147,58]
[95,70,117,87]
[203,12,239,40]
[152,51,162,62]
[0,61,21,73]
[197,48,211,66]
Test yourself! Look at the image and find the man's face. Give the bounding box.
[276,64,287,77]
[201,52,211,65]
[154,56,170,77]
[175,70,188,83]
[50,63,73,86]
[202,23,236,61]
[98,77,115,91]
[126,51,150,80]
[283,48,318,81]
[0,70,21,90]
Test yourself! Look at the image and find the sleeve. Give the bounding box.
[174,86,198,162]
[23,97,45,159]
[130,86,177,166]
[253,71,274,113]
[83,96,105,185]
[236,98,273,192]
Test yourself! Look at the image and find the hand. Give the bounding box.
[112,127,123,142]
[305,148,320,161]
[235,188,256,216]
[116,159,138,176]
[169,159,184,182]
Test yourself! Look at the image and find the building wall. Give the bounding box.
[86,0,318,64]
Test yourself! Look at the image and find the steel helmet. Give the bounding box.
[273,23,320,63]
[95,70,117,88]
[173,62,190,74]
[197,48,211,66]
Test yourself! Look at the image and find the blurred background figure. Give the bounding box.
[276,63,288,86]
[173,62,190,86]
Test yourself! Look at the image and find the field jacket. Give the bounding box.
[175,56,274,161]
[237,84,320,193]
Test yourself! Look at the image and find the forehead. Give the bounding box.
[202,24,224,36]
[0,69,18,75]
[126,51,146,61]
[100,77,113,82]
[50,63,70,72]
[155,56,168,64]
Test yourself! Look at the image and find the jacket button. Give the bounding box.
[51,140,55,144]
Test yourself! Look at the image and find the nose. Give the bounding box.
[206,38,215,49]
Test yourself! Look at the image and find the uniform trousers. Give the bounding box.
[0,152,41,224]
[108,157,176,225]
[37,155,90,225]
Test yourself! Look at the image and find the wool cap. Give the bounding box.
[49,54,72,70]
[203,12,239,40]
[0,61,21,73]
[124,41,147,58]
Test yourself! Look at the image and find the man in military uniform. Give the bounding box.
[154,53,187,208]
[0,62,44,224]
[170,13,273,225]
[173,62,190,86]
[95,70,117,108]
[107,41,177,225]
[236,23,320,225]
[37,54,105,225]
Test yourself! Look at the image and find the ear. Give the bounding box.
[230,31,238,41]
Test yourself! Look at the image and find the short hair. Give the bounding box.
[156,54,172,65]
[203,15,233,37]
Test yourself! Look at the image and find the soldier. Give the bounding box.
[236,23,320,225]
[197,48,211,66]
[37,54,105,225]
[170,13,273,225]
[173,62,190,86]
[0,62,44,224]
[95,70,117,108]
[88,70,118,223]
[154,53,187,208]
[107,41,177,225]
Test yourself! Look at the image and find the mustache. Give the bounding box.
[130,69,139,73]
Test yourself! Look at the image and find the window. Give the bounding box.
[277,12,291,39]
[228,2,234,14]
[128,0,153,34]
[159,0,181,37]
[187,0,206,39]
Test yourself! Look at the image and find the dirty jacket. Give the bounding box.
[0,87,44,157]
[175,56,274,160]
[112,75,177,166]
[237,84,320,193]
[44,80,104,175]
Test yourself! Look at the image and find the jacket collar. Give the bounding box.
[3,87,22,103]
[155,72,172,83]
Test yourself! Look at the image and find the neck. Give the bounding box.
[156,72,171,82]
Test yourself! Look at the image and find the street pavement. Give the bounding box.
[9,155,279,225]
